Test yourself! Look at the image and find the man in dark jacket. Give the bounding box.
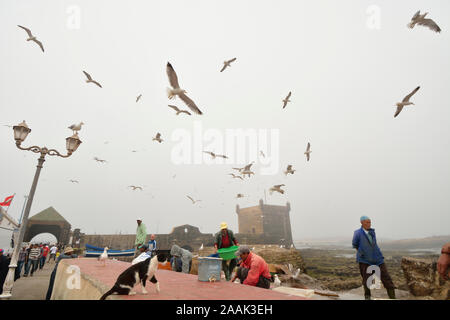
[46,246,78,300]
[214,222,239,281]
[0,249,11,295]
[352,215,395,300]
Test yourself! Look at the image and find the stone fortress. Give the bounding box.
[25,199,294,251]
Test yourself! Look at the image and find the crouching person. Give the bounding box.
[231,246,271,289]
[170,245,192,274]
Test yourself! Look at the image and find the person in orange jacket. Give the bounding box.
[231,246,271,289]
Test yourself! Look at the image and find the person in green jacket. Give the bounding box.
[214,222,239,281]
[134,218,147,257]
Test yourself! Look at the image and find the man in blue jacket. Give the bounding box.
[352,216,395,300]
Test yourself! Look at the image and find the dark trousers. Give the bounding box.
[236,267,271,289]
[15,261,25,280]
[222,258,237,281]
[39,256,47,269]
[27,259,39,275]
[359,263,395,293]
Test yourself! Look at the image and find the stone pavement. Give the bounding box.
[9,260,55,300]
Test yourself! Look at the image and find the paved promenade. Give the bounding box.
[9,261,54,300]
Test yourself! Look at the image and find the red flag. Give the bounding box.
[0,195,14,206]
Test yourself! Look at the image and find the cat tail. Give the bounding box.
[100,288,115,300]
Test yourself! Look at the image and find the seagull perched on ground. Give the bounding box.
[203,151,228,159]
[17,25,44,52]
[152,133,163,143]
[136,94,142,103]
[168,105,191,116]
[69,179,79,183]
[408,11,441,33]
[98,247,109,266]
[270,184,285,195]
[187,195,201,204]
[284,165,296,175]
[220,57,237,72]
[274,274,281,287]
[304,142,312,161]
[166,62,202,115]
[68,122,84,134]
[229,173,244,180]
[236,193,245,198]
[199,244,204,251]
[394,86,420,118]
[282,92,292,109]
[82,71,102,88]
[128,185,143,191]
[93,157,107,163]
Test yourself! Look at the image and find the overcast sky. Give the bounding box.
[1,0,449,245]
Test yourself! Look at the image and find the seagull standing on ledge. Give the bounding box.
[98,247,109,266]
[394,86,420,118]
[68,122,84,134]
[83,71,102,88]
[220,58,237,72]
[18,25,44,52]
[166,62,203,115]
[408,11,441,33]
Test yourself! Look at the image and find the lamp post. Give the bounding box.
[0,120,82,299]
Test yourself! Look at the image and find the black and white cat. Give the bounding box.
[100,253,167,300]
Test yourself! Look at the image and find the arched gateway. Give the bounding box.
[23,207,71,244]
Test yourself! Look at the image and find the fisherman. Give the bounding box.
[170,244,193,274]
[134,218,147,257]
[214,222,239,281]
[231,245,271,289]
[352,215,396,300]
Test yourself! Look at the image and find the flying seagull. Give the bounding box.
[82,71,102,88]
[68,122,84,134]
[284,165,296,175]
[282,92,292,109]
[69,179,79,183]
[166,62,202,115]
[128,185,143,191]
[236,193,245,198]
[220,57,237,72]
[152,132,163,143]
[229,173,244,180]
[270,184,285,195]
[394,86,420,118]
[136,94,142,103]
[168,105,191,116]
[93,157,107,163]
[17,25,44,52]
[304,142,312,161]
[203,151,228,159]
[408,11,441,33]
[187,195,201,204]
[260,151,266,158]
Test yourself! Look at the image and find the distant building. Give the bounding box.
[236,199,293,246]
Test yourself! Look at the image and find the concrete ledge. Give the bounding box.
[51,258,309,300]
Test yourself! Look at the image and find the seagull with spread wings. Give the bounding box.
[82,71,102,88]
[128,185,143,191]
[229,173,244,180]
[282,92,292,109]
[152,132,163,143]
[168,105,191,116]
[394,86,420,118]
[284,165,296,175]
[136,94,142,103]
[220,57,237,72]
[18,25,44,52]
[69,180,79,183]
[408,11,441,33]
[236,193,245,198]
[203,151,228,159]
[304,143,312,161]
[68,122,84,134]
[166,62,203,115]
[93,157,107,163]
[187,195,201,204]
[270,184,286,195]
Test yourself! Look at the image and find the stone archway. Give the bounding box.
[23,207,71,244]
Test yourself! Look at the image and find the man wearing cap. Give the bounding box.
[135,218,147,257]
[231,246,271,289]
[214,222,239,281]
[46,246,78,300]
[132,244,151,265]
[352,215,396,300]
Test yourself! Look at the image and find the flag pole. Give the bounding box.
[18,195,28,225]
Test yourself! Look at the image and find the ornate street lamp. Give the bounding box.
[0,121,82,299]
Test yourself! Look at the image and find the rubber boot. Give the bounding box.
[364,286,371,300]
[387,288,396,299]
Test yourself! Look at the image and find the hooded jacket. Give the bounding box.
[352,227,384,265]
[170,245,193,274]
